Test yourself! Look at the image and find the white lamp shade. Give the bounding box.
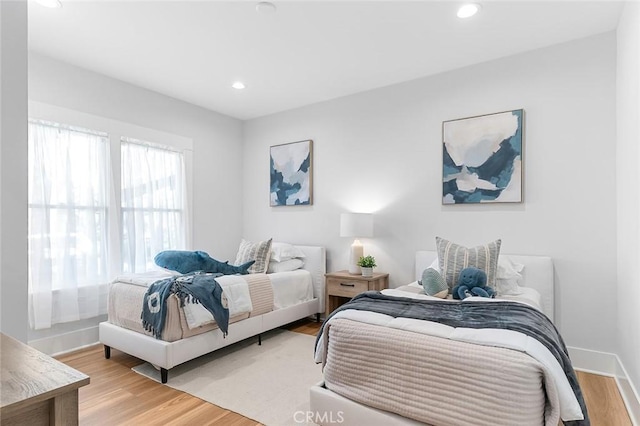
[340,213,373,238]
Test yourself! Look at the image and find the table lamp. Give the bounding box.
[340,213,374,274]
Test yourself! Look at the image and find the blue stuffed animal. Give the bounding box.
[452,267,496,300]
[154,250,255,275]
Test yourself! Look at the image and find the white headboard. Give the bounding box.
[296,245,327,312]
[415,251,554,321]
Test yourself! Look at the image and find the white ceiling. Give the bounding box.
[28,1,623,120]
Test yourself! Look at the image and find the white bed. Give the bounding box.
[99,245,325,383]
[309,251,581,426]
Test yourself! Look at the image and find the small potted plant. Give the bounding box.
[357,255,377,278]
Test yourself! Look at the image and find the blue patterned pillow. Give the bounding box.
[154,250,254,275]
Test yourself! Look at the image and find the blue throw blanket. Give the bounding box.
[142,273,229,339]
[318,291,589,426]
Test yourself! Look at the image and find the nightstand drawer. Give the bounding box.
[326,279,369,298]
[325,270,389,316]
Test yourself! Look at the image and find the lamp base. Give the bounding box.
[348,239,363,274]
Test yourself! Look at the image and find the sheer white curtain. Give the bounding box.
[121,138,186,273]
[28,120,110,330]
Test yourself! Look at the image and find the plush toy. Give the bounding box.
[420,268,448,298]
[154,250,255,275]
[452,267,495,300]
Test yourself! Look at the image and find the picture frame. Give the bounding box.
[442,109,524,204]
[270,139,313,206]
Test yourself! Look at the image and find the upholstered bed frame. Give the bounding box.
[310,250,555,425]
[99,245,326,383]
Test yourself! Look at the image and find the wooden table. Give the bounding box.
[0,333,90,425]
[325,270,389,316]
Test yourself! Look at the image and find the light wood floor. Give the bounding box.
[57,319,632,426]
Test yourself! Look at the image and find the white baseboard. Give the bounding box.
[568,346,618,375]
[28,325,100,357]
[569,346,640,425]
[616,356,640,426]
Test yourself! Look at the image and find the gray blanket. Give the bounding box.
[318,291,589,426]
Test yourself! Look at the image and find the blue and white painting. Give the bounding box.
[270,139,313,206]
[442,109,523,204]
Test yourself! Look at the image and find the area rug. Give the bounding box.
[132,328,322,426]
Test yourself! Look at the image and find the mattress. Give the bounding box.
[321,318,560,426]
[315,285,585,424]
[107,270,313,342]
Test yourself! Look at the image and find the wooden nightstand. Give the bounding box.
[325,270,389,316]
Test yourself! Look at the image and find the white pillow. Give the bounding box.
[270,242,306,263]
[428,258,440,270]
[498,256,524,280]
[495,278,524,296]
[495,256,525,295]
[267,258,305,273]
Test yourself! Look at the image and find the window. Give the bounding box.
[28,120,110,329]
[27,108,191,330]
[121,138,186,273]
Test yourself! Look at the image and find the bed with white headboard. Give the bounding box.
[99,244,325,384]
[310,251,590,426]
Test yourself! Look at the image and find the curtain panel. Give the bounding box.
[28,120,109,329]
[120,138,186,273]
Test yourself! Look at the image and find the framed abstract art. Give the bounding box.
[442,109,523,204]
[270,139,313,206]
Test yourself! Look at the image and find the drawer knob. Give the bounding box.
[339,283,355,287]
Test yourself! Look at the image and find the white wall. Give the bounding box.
[28,53,244,262]
[0,0,29,342]
[243,33,618,353]
[616,0,640,403]
[27,53,245,348]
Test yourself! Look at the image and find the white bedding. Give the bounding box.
[404,280,543,311]
[269,269,314,309]
[184,274,253,329]
[315,290,583,422]
[112,269,314,329]
[184,270,313,328]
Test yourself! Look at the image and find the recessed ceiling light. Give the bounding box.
[457,3,481,19]
[232,81,246,90]
[36,0,62,8]
[256,2,277,14]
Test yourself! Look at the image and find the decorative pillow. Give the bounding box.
[270,242,306,263]
[154,250,254,275]
[267,258,305,273]
[428,256,523,280]
[419,268,448,298]
[234,238,273,274]
[435,237,502,289]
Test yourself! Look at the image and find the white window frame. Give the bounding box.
[28,100,194,280]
